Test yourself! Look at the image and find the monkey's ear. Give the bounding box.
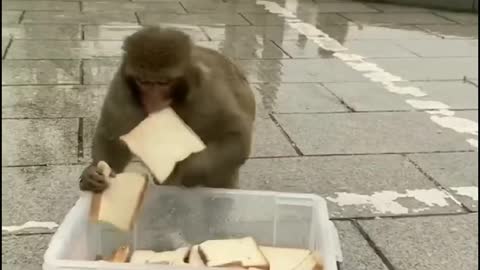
[189,62,210,87]
[121,35,132,52]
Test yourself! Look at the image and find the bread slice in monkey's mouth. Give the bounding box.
[120,107,206,184]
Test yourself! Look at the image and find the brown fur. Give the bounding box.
[79,26,256,192]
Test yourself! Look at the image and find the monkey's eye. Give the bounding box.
[156,79,172,85]
[138,80,154,86]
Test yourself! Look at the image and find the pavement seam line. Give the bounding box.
[270,39,293,58]
[178,1,188,13]
[320,83,356,112]
[3,38,13,60]
[77,118,84,161]
[405,155,474,212]
[351,220,397,270]
[256,1,478,149]
[331,211,474,220]
[269,114,304,156]
[18,10,26,24]
[238,12,254,26]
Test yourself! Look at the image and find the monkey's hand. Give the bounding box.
[79,163,116,193]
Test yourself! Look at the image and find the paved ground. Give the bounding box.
[1,0,478,269]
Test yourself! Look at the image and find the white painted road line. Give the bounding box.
[2,221,58,233]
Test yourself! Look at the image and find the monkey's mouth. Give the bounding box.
[140,90,173,114]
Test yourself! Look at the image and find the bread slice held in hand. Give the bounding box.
[119,107,206,184]
[198,237,268,268]
[90,161,148,231]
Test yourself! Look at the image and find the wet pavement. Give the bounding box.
[1,0,478,269]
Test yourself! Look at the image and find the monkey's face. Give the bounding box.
[134,78,175,113]
[122,26,193,114]
[126,68,187,114]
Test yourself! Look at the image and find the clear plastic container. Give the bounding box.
[43,185,343,270]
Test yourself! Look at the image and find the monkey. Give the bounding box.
[79,26,256,193]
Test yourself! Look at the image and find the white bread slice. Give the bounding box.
[198,237,268,268]
[259,246,323,270]
[148,246,190,265]
[259,246,310,270]
[130,247,190,265]
[294,253,323,270]
[130,250,156,263]
[188,245,205,266]
[90,161,148,231]
[119,107,206,184]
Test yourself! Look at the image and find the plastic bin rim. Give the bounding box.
[147,185,329,203]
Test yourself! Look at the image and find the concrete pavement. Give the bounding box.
[2,0,478,269]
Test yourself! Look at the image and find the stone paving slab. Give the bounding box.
[2,165,83,225]
[2,85,107,118]
[320,25,440,41]
[237,59,368,83]
[294,2,379,13]
[2,264,41,270]
[240,13,349,26]
[2,60,81,85]
[252,83,349,114]
[455,110,478,122]
[323,82,414,112]
[2,11,23,24]
[239,155,464,218]
[139,13,250,26]
[22,11,138,24]
[408,152,478,211]
[334,221,389,270]
[341,12,455,25]
[7,40,123,59]
[82,1,186,13]
[2,24,81,40]
[82,58,119,85]
[202,25,320,42]
[2,119,79,166]
[83,24,209,41]
[180,1,269,13]
[434,11,479,24]
[251,117,298,158]
[359,214,478,270]
[277,39,418,59]
[274,112,476,155]
[2,234,52,265]
[2,1,80,11]
[406,81,478,109]
[372,57,478,81]
[364,2,432,12]
[197,40,289,60]
[323,81,478,111]
[416,24,478,39]
[395,39,478,57]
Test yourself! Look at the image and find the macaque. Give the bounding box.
[79,26,255,193]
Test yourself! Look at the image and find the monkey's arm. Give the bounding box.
[90,73,145,173]
[91,127,132,173]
